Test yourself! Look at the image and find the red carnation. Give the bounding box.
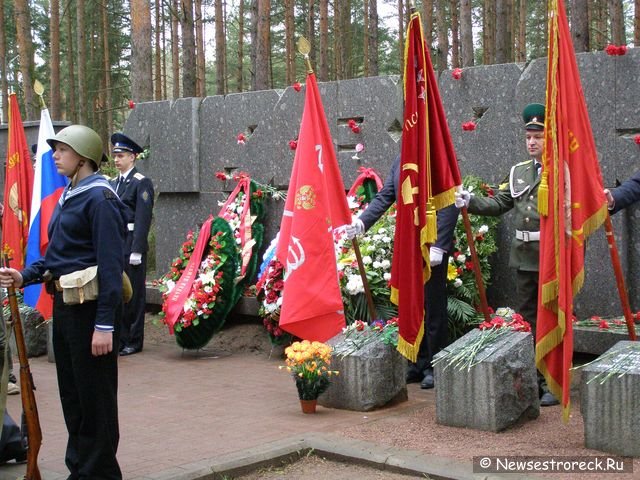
[215,171,227,181]
[288,139,298,150]
[618,45,628,55]
[128,99,135,109]
[348,119,357,128]
[351,125,361,134]
[605,44,618,55]
[293,82,302,92]
[462,121,476,131]
[634,135,640,145]
[451,68,463,80]
[237,133,246,145]
[465,261,474,271]
[598,319,610,330]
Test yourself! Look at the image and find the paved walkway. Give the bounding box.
[0,339,432,479]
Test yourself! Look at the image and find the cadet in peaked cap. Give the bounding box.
[110,132,154,357]
[523,103,545,131]
[454,102,559,407]
[110,132,144,155]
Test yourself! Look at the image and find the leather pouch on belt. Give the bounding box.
[59,266,99,305]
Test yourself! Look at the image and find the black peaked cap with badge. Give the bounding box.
[522,103,545,131]
[111,132,144,154]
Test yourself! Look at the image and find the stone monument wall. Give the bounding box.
[122,49,640,317]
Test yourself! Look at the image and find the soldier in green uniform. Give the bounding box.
[455,103,559,407]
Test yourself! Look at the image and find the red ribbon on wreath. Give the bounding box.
[347,166,383,197]
[164,215,214,334]
[218,175,255,277]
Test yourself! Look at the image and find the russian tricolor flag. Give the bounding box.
[24,109,68,319]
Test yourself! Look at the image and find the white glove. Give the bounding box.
[344,218,365,240]
[454,190,472,209]
[604,189,615,210]
[129,252,142,266]
[429,247,445,267]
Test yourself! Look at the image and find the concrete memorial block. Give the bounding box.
[580,341,640,457]
[434,329,539,432]
[573,326,632,356]
[318,332,407,411]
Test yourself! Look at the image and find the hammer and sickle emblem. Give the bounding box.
[285,236,306,280]
[400,163,419,206]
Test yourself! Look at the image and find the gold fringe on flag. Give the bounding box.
[397,320,424,363]
[431,186,458,211]
[537,171,549,216]
[425,200,437,244]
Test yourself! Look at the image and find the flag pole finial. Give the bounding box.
[33,80,47,109]
[297,36,314,74]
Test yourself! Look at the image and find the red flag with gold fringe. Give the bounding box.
[391,12,461,362]
[2,94,34,269]
[275,72,351,342]
[536,0,608,420]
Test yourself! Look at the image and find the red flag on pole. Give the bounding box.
[275,73,351,342]
[536,0,608,420]
[2,94,34,269]
[391,12,462,362]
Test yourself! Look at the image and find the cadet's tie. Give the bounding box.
[116,176,125,196]
[535,162,542,179]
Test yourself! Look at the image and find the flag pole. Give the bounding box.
[603,214,637,340]
[297,36,377,322]
[461,207,491,323]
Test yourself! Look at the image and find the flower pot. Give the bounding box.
[300,399,317,414]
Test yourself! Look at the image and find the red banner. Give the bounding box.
[536,0,608,420]
[347,167,383,197]
[2,94,34,269]
[390,13,461,362]
[218,176,253,278]
[276,73,351,342]
[164,216,214,334]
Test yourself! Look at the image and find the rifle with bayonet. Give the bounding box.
[3,254,42,480]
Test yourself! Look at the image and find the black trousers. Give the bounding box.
[409,255,450,374]
[53,292,122,480]
[516,269,539,337]
[121,253,147,351]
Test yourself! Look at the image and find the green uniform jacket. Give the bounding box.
[468,159,540,272]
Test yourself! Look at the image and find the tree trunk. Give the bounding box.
[368,0,378,76]
[236,0,244,92]
[423,0,433,49]
[398,0,404,75]
[609,0,625,45]
[131,0,153,102]
[506,0,513,61]
[319,0,329,81]
[635,0,640,46]
[50,0,61,118]
[66,6,77,122]
[341,0,351,78]
[215,0,226,95]
[516,0,526,62]
[181,0,197,97]
[308,0,316,75]
[0,0,7,122]
[363,0,369,76]
[284,0,294,84]
[451,0,460,69]
[14,0,37,119]
[334,0,342,79]
[155,0,163,99]
[495,0,508,64]
[102,0,112,135]
[171,0,180,98]
[436,0,448,71]
[571,0,589,52]
[483,0,496,65]
[255,0,270,90]
[196,0,206,96]
[590,0,607,51]
[249,0,258,90]
[77,0,87,123]
[460,0,473,66]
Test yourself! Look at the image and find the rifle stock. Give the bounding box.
[3,255,42,480]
